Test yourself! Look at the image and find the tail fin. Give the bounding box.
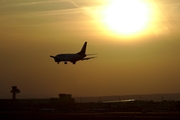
[77,42,87,55]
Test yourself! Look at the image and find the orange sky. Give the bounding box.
[0,0,180,98]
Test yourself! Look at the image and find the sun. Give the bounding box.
[101,0,152,36]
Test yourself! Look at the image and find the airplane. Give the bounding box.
[50,42,96,64]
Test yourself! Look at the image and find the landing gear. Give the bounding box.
[70,61,76,64]
[64,61,67,64]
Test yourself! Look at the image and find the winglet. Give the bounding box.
[77,42,87,55]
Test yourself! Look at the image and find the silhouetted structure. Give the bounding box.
[50,94,75,104]
[10,86,20,100]
[59,94,72,99]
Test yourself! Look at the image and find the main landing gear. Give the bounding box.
[63,61,76,64]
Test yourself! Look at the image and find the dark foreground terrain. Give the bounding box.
[1,111,180,120]
[1,96,180,120]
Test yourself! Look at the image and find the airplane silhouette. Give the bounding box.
[50,42,96,64]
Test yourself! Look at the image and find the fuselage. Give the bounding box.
[55,53,86,62]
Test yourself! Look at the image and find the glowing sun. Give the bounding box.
[101,0,152,35]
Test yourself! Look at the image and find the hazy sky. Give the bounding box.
[0,0,180,98]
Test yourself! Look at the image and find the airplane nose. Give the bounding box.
[50,55,55,58]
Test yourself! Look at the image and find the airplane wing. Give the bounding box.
[82,57,96,60]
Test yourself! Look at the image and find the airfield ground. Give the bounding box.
[0,111,180,120]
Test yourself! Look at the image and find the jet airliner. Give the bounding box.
[50,42,96,64]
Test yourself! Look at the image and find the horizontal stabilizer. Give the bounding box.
[86,53,97,56]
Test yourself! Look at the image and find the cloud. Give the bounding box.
[0,0,80,15]
[16,0,79,6]
[0,0,108,24]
